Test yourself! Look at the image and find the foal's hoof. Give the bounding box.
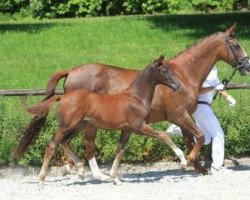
[94,173,111,181]
[180,162,188,170]
[77,170,85,180]
[61,164,71,176]
[180,158,188,170]
[76,162,85,179]
[113,177,122,185]
[38,175,45,186]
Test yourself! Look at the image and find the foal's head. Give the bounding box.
[219,23,250,75]
[150,55,181,91]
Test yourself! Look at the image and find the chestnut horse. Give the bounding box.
[13,23,250,181]
[14,56,185,184]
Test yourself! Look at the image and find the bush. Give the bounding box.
[0,0,246,18]
[0,90,249,167]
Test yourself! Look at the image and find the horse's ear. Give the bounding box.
[226,22,237,36]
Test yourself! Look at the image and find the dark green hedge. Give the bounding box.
[0,90,249,167]
[0,0,248,18]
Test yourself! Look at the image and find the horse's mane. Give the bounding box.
[172,32,225,60]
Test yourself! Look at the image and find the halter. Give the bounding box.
[223,35,249,88]
[213,35,248,99]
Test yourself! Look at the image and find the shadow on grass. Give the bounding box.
[142,12,250,39]
[0,22,69,34]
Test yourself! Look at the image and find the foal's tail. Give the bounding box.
[43,70,69,101]
[12,96,61,159]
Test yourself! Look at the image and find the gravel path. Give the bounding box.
[1,158,250,200]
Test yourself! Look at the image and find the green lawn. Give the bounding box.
[0,13,250,165]
[1,13,250,89]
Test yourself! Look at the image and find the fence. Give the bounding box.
[0,83,249,97]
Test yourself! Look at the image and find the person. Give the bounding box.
[167,66,236,174]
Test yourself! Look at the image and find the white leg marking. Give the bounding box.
[89,157,110,181]
[173,148,187,168]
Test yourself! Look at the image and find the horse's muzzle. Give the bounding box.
[238,58,250,76]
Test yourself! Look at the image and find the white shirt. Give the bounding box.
[198,66,222,104]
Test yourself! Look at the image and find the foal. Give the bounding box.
[27,56,185,184]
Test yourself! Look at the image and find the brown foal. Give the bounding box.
[15,56,186,184]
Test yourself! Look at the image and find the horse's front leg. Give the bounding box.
[139,123,187,168]
[39,128,65,185]
[177,115,208,175]
[182,130,208,175]
[110,129,132,185]
[83,126,110,181]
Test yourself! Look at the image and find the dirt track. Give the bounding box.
[1,157,250,200]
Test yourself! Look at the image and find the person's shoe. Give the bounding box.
[210,166,233,175]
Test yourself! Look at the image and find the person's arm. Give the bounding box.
[198,86,214,94]
[215,84,236,106]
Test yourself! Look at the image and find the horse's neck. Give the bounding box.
[170,34,224,90]
[129,68,157,106]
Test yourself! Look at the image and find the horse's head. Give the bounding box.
[222,23,250,75]
[151,55,181,91]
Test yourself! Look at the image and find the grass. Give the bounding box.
[1,13,250,89]
[0,13,250,165]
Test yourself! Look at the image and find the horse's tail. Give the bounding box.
[12,96,61,159]
[43,70,69,101]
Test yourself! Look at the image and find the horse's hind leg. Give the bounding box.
[110,130,131,185]
[84,126,110,181]
[39,128,65,185]
[61,141,85,179]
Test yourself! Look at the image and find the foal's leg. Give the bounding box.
[39,128,65,185]
[110,130,132,185]
[84,126,110,181]
[139,123,187,167]
[61,141,85,179]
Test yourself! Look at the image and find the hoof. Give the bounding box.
[195,167,209,175]
[77,170,85,180]
[76,162,85,179]
[113,177,122,185]
[180,162,188,170]
[38,175,45,186]
[61,164,71,176]
[94,173,111,181]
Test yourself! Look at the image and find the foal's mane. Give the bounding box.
[129,62,153,88]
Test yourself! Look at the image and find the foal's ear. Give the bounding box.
[154,54,165,64]
[226,22,237,36]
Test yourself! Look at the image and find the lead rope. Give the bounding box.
[213,67,237,100]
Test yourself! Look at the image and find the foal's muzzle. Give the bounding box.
[171,82,181,92]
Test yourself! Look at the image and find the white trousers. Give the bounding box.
[167,104,225,170]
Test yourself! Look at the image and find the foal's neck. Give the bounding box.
[129,66,158,107]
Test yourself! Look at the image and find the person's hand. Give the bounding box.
[226,95,236,107]
[215,84,225,91]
